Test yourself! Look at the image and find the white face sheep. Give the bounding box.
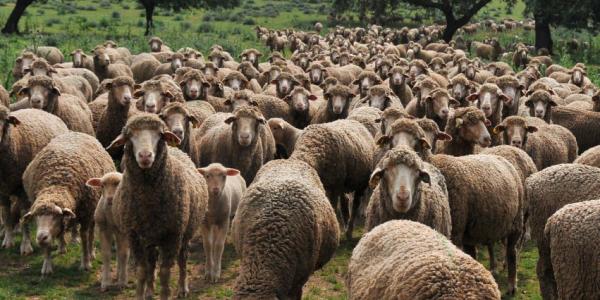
[524,90,557,121]
[159,103,200,142]
[225,90,257,111]
[225,109,266,147]
[284,86,318,113]
[224,71,249,92]
[134,81,175,114]
[325,84,355,116]
[494,116,538,148]
[369,147,431,213]
[271,73,301,98]
[467,83,510,120]
[353,71,382,98]
[19,77,60,110]
[179,71,210,101]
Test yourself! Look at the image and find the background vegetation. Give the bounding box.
[0,0,597,299]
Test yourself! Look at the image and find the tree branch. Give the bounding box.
[403,0,445,10]
[456,0,493,25]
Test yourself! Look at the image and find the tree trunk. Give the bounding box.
[1,0,34,34]
[442,20,460,42]
[140,0,156,36]
[358,0,366,25]
[534,15,553,54]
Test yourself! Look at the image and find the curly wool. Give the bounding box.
[574,145,600,168]
[27,75,57,90]
[224,71,248,82]
[348,220,500,300]
[357,70,381,82]
[450,73,470,85]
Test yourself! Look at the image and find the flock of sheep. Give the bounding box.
[0,17,599,300]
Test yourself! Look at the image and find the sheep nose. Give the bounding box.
[511,140,522,147]
[535,109,544,116]
[441,108,449,117]
[30,98,41,106]
[138,151,152,160]
[172,128,184,139]
[482,135,492,147]
[37,232,49,245]
[240,133,250,140]
[123,95,131,102]
[145,104,156,112]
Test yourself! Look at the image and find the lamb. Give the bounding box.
[95,76,136,159]
[552,106,600,153]
[92,47,133,82]
[386,66,413,107]
[232,159,339,299]
[267,117,303,158]
[568,66,591,87]
[365,146,452,237]
[574,145,600,168]
[19,76,94,135]
[85,172,128,291]
[131,53,161,83]
[291,119,374,239]
[544,199,600,300]
[494,116,578,170]
[311,84,356,124]
[429,153,523,294]
[22,132,115,275]
[347,106,382,138]
[0,107,68,254]
[197,163,246,282]
[526,164,600,300]
[153,52,185,77]
[197,105,275,183]
[106,114,208,299]
[347,220,501,300]
[406,88,459,133]
[148,36,171,52]
[70,49,95,71]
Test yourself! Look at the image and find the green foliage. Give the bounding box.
[524,0,600,31]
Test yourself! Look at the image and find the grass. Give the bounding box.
[0,0,598,298]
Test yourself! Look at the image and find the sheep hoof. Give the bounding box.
[41,260,53,275]
[80,261,92,271]
[177,287,189,298]
[1,235,14,248]
[20,240,33,256]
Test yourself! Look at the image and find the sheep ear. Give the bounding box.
[17,87,29,97]
[419,170,431,185]
[493,125,506,134]
[107,134,127,150]
[163,131,181,147]
[249,100,259,107]
[189,116,201,128]
[197,168,207,176]
[548,99,558,107]
[436,132,452,141]
[226,168,240,176]
[224,116,237,124]
[352,79,361,85]
[51,86,61,96]
[526,126,538,133]
[524,98,533,107]
[21,211,34,224]
[419,138,431,150]
[376,135,391,146]
[61,208,76,219]
[133,90,144,98]
[257,116,266,124]
[271,80,278,85]
[7,115,21,126]
[163,91,174,101]
[86,178,103,188]
[369,168,384,189]
[466,93,479,102]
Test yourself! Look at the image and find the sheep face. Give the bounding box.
[325,88,354,115]
[339,54,351,66]
[149,39,163,52]
[24,205,75,248]
[285,88,316,113]
[22,83,59,110]
[160,109,198,142]
[108,82,133,106]
[134,88,173,114]
[225,114,265,147]
[389,69,407,87]
[226,92,256,111]
[456,117,492,147]
[198,164,240,197]
[494,119,538,149]
[408,64,425,79]
[449,81,468,102]
[468,87,509,118]
[268,68,281,83]
[524,92,557,120]
[355,75,381,97]
[167,56,184,72]
[497,82,523,108]
[309,66,325,85]
[365,89,392,111]
[273,76,300,97]
[210,54,225,68]
[465,64,477,80]
[86,173,122,206]
[569,68,586,86]
[425,91,458,120]
[71,50,85,68]
[16,55,35,76]
[241,51,261,68]
[181,79,209,100]
[93,50,111,67]
[226,75,248,92]
[202,65,218,77]
[370,159,430,213]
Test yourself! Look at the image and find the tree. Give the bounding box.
[524,0,600,54]
[2,0,35,34]
[139,0,240,36]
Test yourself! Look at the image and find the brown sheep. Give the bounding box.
[524,90,558,124]
[148,36,171,52]
[448,74,477,107]
[467,83,510,145]
[13,52,37,80]
[386,66,413,107]
[92,47,133,82]
[153,52,186,77]
[134,79,183,114]
[70,49,95,71]
[406,88,458,130]
[131,53,161,84]
[239,48,262,70]
[437,106,492,156]
[283,86,324,129]
[353,71,382,98]
[311,84,356,124]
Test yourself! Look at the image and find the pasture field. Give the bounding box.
[0,0,598,299]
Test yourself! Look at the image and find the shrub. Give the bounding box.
[243,18,256,25]
[180,22,192,31]
[99,0,111,9]
[112,11,121,19]
[99,18,110,28]
[174,15,184,21]
[197,23,215,33]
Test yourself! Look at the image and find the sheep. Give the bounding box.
[429,153,523,294]
[225,89,291,122]
[13,52,37,80]
[134,79,183,114]
[197,105,275,183]
[267,117,303,158]
[239,48,262,70]
[148,37,171,52]
[92,47,133,82]
[231,159,339,299]
[494,116,577,170]
[472,40,502,60]
[18,76,94,135]
[347,220,501,300]
[495,75,525,118]
[512,46,529,69]
[158,102,201,156]
[28,59,94,103]
[153,52,185,77]
[22,132,115,275]
[406,88,458,131]
[95,77,136,158]
[544,199,600,300]
[409,43,438,63]
[314,22,323,33]
[415,117,453,155]
[0,85,9,107]
[486,61,514,76]
[380,107,412,136]
[308,62,362,86]
[70,49,94,71]
[131,53,161,83]
[526,164,600,300]
[197,163,246,282]
[263,72,303,99]
[407,59,449,88]
[311,84,356,124]
[222,70,251,92]
[0,107,68,254]
[85,172,128,291]
[552,106,600,153]
[448,74,476,107]
[574,145,600,168]
[106,114,207,299]
[352,84,403,112]
[524,90,558,124]
[347,106,382,138]
[467,83,510,144]
[26,46,64,65]
[386,66,413,106]
[353,70,382,98]
[365,146,451,237]
[291,119,374,239]
[282,86,324,129]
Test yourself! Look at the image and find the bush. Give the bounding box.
[112,11,121,19]
[99,18,110,28]
[180,22,192,31]
[174,15,184,21]
[197,23,215,33]
[202,14,214,22]
[243,18,256,25]
[99,0,111,9]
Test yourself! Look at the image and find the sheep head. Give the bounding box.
[225,106,266,147]
[197,163,240,198]
[493,116,538,149]
[448,106,492,147]
[19,75,60,111]
[324,84,355,116]
[134,80,175,114]
[86,172,123,206]
[284,86,317,113]
[159,102,200,142]
[179,70,210,101]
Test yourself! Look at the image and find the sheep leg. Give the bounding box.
[99,227,113,291]
[177,244,190,298]
[506,232,519,296]
[345,190,364,240]
[132,237,148,299]
[158,258,174,300]
[536,243,558,300]
[213,225,227,282]
[0,196,14,248]
[201,226,213,281]
[115,233,130,289]
[144,248,157,300]
[71,223,80,244]
[463,244,477,259]
[58,230,67,254]
[80,226,92,271]
[19,220,33,256]
[41,246,53,275]
[340,194,350,226]
[487,243,497,275]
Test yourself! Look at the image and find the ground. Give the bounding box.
[0,0,598,299]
